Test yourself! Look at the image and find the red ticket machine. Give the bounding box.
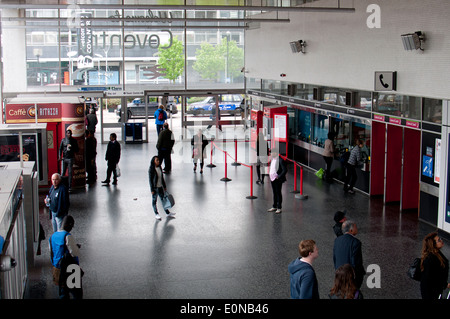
[250,109,263,150]
[263,105,288,155]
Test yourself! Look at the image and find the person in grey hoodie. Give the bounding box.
[288,239,320,299]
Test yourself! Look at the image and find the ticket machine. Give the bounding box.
[263,105,288,155]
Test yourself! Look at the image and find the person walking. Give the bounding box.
[45,173,70,232]
[333,210,347,237]
[288,239,320,299]
[148,155,175,220]
[154,105,168,136]
[333,220,366,289]
[59,129,79,192]
[343,139,363,194]
[156,122,175,173]
[256,131,269,185]
[329,264,363,299]
[191,129,209,174]
[49,215,83,299]
[322,132,336,183]
[420,232,450,299]
[267,148,287,214]
[102,133,121,185]
[85,130,97,184]
[86,108,98,133]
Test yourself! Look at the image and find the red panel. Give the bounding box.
[370,121,386,196]
[401,128,421,210]
[385,125,403,203]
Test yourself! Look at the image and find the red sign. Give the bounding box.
[6,103,62,123]
[389,117,401,125]
[373,114,385,122]
[405,120,420,129]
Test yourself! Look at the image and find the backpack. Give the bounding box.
[158,110,164,121]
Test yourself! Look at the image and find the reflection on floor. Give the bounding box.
[24,129,449,299]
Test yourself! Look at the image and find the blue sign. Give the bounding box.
[422,155,433,178]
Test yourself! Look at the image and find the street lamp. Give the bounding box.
[33,48,43,86]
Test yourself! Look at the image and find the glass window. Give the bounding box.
[373,93,420,120]
[352,122,371,162]
[423,98,442,123]
[296,110,312,142]
[331,118,350,154]
[312,114,329,147]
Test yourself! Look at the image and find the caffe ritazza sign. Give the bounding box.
[5,103,83,123]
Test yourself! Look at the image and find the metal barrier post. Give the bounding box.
[291,163,299,194]
[220,151,232,182]
[231,138,241,166]
[206,142,216,168]
[246,165,257,199]
[295,165,308,200]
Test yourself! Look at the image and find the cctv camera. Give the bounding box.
[0,255,17,272]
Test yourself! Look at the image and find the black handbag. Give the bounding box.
[407,257,421,281]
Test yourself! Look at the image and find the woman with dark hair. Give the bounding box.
[420,232,450,299]
[329,264,363,299]
[148,156,175,220]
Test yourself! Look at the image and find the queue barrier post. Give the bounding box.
[206,142,216,168]
[246,165,257,199]
[295,165,308,200]
[231,138,241,166]
[220,150,232,182]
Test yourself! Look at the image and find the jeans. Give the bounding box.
[156,124,164,136]
[61,158,74,189]
[51,211,64,232]
[152,187,169,215]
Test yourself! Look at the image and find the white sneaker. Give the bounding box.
[167,212,176,218]
[267,207,277,212]
[155,214,162,220]
[275,209,282,214]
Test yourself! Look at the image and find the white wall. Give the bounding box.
[245,0,450,99]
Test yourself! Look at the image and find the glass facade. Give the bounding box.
[18,8,245,92]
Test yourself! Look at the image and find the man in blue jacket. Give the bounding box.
[288,239,320,299]
[45,173,70,232]
[154,105,168,136]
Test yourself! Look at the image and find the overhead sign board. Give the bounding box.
[374,71,397,91]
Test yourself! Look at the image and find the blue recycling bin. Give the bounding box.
[124,123,143,143]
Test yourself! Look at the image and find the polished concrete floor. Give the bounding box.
[24,124,449,300]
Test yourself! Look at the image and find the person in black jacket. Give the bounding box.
[420,232,450,299]
[102,133,121,185]
[333,220,366,289]
[156,123,175,173]
[59,129,79,192]
[267,148,287,214]
[148,155,175,220]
